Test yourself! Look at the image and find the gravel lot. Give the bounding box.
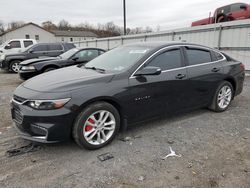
[0,70,249,188]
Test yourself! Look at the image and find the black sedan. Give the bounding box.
[18,48,106,80]
[11,42,245,149]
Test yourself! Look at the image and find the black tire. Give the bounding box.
[44,67,56,72]
[73,102,120,150]
[209,81,234,112]
[9,60,21,73]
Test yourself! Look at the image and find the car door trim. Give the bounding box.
[130,44,226,79]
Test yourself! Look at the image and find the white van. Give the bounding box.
[0,39,37,54]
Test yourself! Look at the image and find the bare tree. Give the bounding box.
[42,21,57,31]
[0,21,4,33]
[7,21,25,31]
[58,19,70,30]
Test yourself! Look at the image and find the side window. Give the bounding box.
[230,3,245,12]
[99,50,105,55]
[32,45,48,52]
[213,51,224,61]
[217,6,230,15]
[48,44,63,51]
[73,50,99,60]
[8,41,21,49]
[185,48,212,65]
[24,40,33,48]
[146,49,182,70]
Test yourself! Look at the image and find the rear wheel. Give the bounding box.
[73,102,120,149]
[10,60,21,73]
[209,81,234,112]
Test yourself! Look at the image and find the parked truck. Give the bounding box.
[192,2,250,26]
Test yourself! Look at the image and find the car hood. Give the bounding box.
[20,57,60,66]
[22,66,115,92]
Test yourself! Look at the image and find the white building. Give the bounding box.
[0,22,98,44]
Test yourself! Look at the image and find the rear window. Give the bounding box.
[48,44,63,51]
[32,44,48,52]
[185,48,212,65]
[24,40,33,48]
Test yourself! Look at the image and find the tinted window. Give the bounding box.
[186,48,212,65]
[99,50,105,55]
[217,6,230,15]
[231,3,245,12]
[147,49,182,70]
[32,45,48,52]
[48,44,63,51]
[214,51,224,60]
[8,41,21,48]
[24,40,33,48]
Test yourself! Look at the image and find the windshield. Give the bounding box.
[59,48,78,59]
[84,46,150,72]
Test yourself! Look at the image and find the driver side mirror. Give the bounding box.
[240,5,247,10]
[134,66,162,76]
[72,57,79,61]
[4,44,11,50]
[29,49,34,53]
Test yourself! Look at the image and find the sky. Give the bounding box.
[0,0,248,30]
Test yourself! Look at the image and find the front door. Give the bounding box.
[127,47,188,122]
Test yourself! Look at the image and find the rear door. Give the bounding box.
[183,46,225,108]
[128,47,188,122]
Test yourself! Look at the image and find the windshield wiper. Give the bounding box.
[84,66,105,72]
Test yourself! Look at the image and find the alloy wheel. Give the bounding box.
[11,62,20,73]
[217,85,232,109]
[83,110,116,145]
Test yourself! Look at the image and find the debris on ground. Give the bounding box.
[187,162,193,168]
[6,143,42,157]
[138,175,145,181]
[167,140,174,144]
[120,136,132,142]
[162,147,182,160]
[174,176,180,180]
[97,153,114,162]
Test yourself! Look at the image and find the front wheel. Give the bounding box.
[209,81,234,112]
[10,60,21,73]
[73,102,120,149]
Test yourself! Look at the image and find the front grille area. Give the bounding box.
[13,109,23,124]
[13,95,27,104]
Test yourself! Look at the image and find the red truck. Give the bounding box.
[192,2,250,26]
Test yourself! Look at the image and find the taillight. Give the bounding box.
[240,63,245,71]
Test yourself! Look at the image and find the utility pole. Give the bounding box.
[123,0,126,35]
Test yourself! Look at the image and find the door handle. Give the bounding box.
[175,74,186,79]
[211,67,220,72]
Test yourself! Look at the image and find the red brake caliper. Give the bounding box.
[85,118,94,132]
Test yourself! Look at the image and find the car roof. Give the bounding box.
[123,41,214,50]
[76,47,106,51]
